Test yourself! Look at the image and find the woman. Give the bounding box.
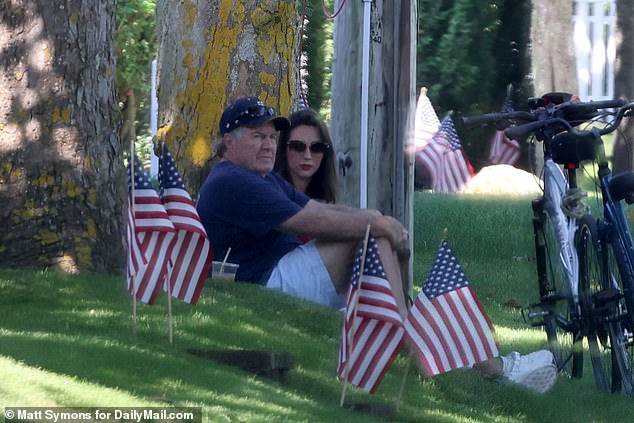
[275,108,338,203]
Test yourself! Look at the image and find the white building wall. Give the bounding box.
[573,0,616,101]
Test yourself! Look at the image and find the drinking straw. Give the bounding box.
[219,247,232,273]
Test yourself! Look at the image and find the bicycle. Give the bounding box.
[462,93,634,397]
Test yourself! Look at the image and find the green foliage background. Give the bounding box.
[113,0,535,169]
[302,0,333,117]
[300,0,535,169]
[115,0,156,136]
[417,0,532,170]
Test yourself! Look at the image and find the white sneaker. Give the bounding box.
[501,350,557,393]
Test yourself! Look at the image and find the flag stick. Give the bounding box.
[339,223,372,407]
[158,143,174,345]
[165,270,174,345]
[130,132,138,333]
[395,227,448,410]
[396,350,414,411]
[219,247,232,273]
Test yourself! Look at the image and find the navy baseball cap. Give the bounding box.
[219,96,290,135]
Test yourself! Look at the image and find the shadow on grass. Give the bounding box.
[0,270,393,421]
[2,268,633,422]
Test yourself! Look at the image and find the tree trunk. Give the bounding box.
[155,0,301,195]
[530,0,578,96]
[528,0,578,176]
[0,0,125,273]
[613,0,634,174]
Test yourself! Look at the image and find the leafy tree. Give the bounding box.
[302,0,333,115]
[491,0,531,108]
[115,0,157,136]
[416,0,530,168]
[417,0,497,116]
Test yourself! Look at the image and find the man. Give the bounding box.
[197,96,557,392]
[198,96,408,310]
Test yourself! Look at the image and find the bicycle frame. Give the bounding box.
[528,155,586,377]
[541,159,580,305]
[596,133,634,330]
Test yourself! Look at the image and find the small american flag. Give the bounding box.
[337,237,404,393]
[488,94,520,165]
[159,146,213,305]
[404,240,499,377]
[414,89,441,150]
[416,116,474,192]
[126,196,146,281]
[128,155,176,304]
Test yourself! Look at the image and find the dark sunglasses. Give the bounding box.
[287,140,330,154]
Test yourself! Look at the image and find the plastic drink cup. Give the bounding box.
[211,261,239,282]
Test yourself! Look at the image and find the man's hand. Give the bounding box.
[371,215,409,249]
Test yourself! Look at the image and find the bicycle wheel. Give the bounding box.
[533,198,583,378]
[601,231,634,396]
[576,215,613,392]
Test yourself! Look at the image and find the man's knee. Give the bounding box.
[314,240,359,292]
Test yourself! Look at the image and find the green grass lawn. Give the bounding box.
[1,192,633,422]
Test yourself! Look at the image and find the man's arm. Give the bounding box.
[278,200,408,248]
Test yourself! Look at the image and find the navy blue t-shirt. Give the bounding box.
[197,161,310,283]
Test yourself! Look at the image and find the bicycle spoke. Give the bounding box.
[577,216,612,392]
[603,239,634,397]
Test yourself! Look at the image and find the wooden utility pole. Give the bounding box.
[331,0,416,290]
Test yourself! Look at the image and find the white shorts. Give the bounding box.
[265,241,346,308]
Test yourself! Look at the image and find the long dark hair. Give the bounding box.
[275,109,338,203]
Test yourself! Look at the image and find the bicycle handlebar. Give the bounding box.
[580,100,634,137]
[460,111,534,127]
[561,98,630,111]
[504,118,561,140]
[461,97,633,140]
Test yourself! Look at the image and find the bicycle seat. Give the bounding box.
[550,131,596,165]
[609,171,634,204]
